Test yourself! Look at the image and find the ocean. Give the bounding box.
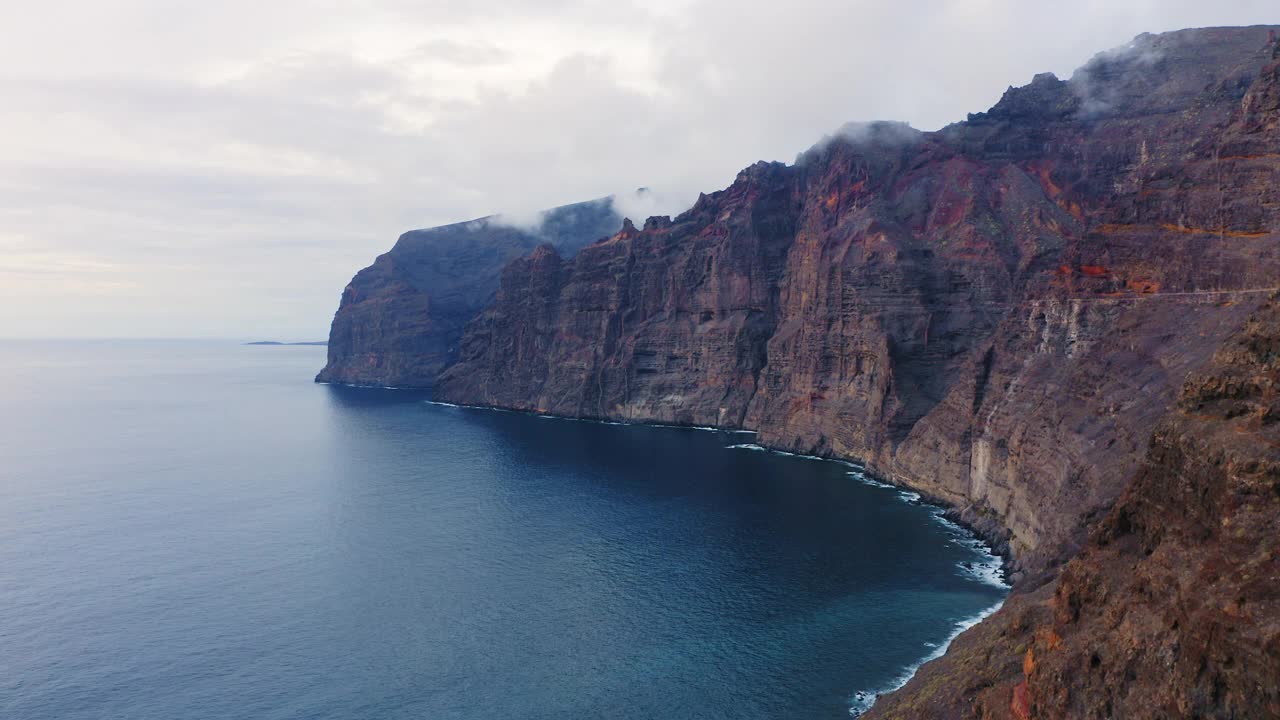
[0,340,1005,719]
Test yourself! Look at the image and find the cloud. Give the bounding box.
[612,188,698,225]
[1068,31,1168,118]
[408,39,513,66]
[0,0,1275,337]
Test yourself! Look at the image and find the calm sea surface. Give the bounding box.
[0,340,1004,719]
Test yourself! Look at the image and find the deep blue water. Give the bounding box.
[0,340,1005,719]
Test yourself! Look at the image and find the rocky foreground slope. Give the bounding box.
[327,26,1280,718]
[867,294,1280,718]
[316,197,622,386]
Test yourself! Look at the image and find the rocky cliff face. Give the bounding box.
[328,24,1280,718]
[439,27,1280,582]
[316,197,623,386]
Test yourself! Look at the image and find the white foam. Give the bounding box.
[918,508,1010,590]
[645,422,727,432]
[848,471,894,489]
[947,533,1009,589]
[848,600,1005,717]
[319,380,416,390]
[959,555,1008,588]
[422,403,761,436]
[726,443,767,451]
[768,449,829,461]
[843,471,1009,591]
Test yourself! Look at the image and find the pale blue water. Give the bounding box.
[0,340,1004,719]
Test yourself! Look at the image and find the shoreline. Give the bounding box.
[411,394,1013,717]
[409,392,1019,581]
[323,381,1018,578]
[322,381,1014,717]
[848,598,1006,717]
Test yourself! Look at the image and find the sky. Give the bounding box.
[1,1,1275,339]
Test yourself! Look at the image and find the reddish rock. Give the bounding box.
[1011,681,1031,720]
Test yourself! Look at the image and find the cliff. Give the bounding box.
[325,24,1280,718]
[430,26,1280,716]
[439,26,1280,576]
[315,196,623,386]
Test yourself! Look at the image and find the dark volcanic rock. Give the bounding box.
[315,197,623,386]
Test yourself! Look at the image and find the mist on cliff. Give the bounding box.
[1069,32,1169,118]
[489,188,694,236]
[0,0,1275,338]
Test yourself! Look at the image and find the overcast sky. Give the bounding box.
[1,1,1275,338]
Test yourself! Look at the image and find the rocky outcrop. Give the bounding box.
[315,196,623,386]
[440,163,801,425]
[439,27,1280,582]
